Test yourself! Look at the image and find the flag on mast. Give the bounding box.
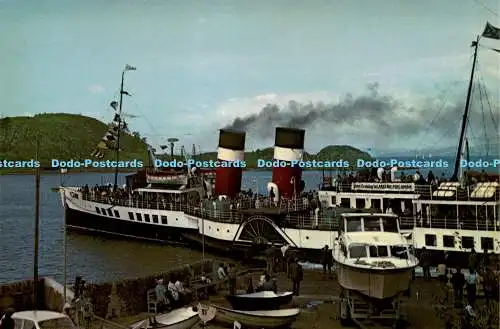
[482,22,500,40]
[124,64,136,71]
[90,113,124,158]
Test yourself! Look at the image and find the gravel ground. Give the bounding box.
[104,268,471,329]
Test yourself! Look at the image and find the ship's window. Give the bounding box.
[481,237,494,251]
[355,198,366,209]
[443,235,455,248]
[364,218,381,232]
[425,234,437,247]
[391,246,409,259]
[349,245,367,258]
[462,236,474,249]
[114,210,119,218]
[340,198,350,208]
[144,214,151,223]
[346,219,362,232]
[331,196,336,205]
[107,208,113,216]
[128,212,134,220]
[381,218,398,233]
[369,246,388,257]
[152,215,159,224]
[161,216,168,224]
[95,207,100,214]
[371,199,381,210]
[136,213,142,221]
[101,208,106,215]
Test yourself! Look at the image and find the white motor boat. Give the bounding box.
[129,307,199,329]
[207,304,300,329]
[333,213,418,300]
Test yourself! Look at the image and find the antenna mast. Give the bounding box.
[167,138,179,160]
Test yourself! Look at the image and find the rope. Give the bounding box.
[477,79,490,156]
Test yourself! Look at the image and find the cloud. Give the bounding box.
[87,84,105,94]
[213,83,499,152]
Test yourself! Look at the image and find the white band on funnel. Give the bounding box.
[217,147,245,161]
[274,146,303,161]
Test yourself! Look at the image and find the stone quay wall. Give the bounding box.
[0,259,214,318]
[85,259,214,318]
[0,279,44,314]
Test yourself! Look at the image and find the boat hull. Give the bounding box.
[130,308,199,329]
[225,293,293,311]
[181,232,325,264]
[65,207,189,243]
[212,306,299,329]
[336,263,412,299]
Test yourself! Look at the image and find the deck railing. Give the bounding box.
[70,191,499,232]
[321,183,499,201]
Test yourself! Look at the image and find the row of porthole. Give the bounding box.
[206,225,231,233]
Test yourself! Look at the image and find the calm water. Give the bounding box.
[0,170,325,284]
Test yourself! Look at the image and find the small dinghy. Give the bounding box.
[226,291,294,310]
[210,304,300,329]
[130,307,199,329]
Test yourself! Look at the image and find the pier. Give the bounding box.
[1,260,497,329]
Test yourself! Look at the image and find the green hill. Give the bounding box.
[0,113,149,172]
[166,145,372,169]
[0,113,372,172]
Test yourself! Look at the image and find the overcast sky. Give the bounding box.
[1,0,499,155]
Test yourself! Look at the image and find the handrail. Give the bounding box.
[66,187,499,232]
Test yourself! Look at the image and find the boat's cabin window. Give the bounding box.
[381,218,399,233]
[349,245,367,258]
[369,246,389,257]
[364,217,381,231]
[346,218,363,232]
[391,246,409,259]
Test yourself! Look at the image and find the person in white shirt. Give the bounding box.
[174,279,185,294]
[217,263,227,280]
[167,278,179,304]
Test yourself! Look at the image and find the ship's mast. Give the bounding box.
[451,36,479,182]
[114,65,135,188]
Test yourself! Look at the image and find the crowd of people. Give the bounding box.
[420,247,499,309]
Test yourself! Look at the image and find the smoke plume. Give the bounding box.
[221,83,499,152]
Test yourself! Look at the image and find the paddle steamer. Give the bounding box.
[60,33,499,264]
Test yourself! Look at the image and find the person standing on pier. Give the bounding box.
[419,247,431,279]
[155,279,168,313]
[322,245,333,276]
[227,264,237,295]
[451,268,465,305]
[289,258,303,296]
[466,269,477,307]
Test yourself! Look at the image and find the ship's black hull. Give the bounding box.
[181,232,325,264]
[65,207,192,244]
[65,208,475,268]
